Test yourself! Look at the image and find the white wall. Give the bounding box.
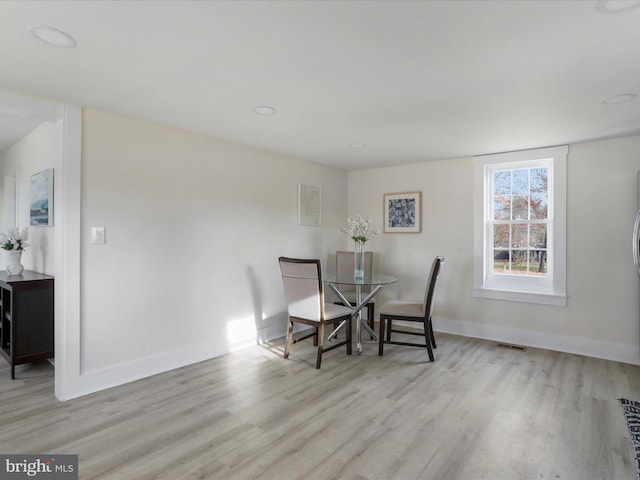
[43,106,640,399]
[0,120,60,275]
[72,109,347,395]
[348,135,640,365]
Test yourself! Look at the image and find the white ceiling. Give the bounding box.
[0,0,639,170]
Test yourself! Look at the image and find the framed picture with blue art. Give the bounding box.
[30,168,53,226]
[383,191,421,233]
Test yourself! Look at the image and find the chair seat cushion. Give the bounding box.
[379,300,424,318]
[323,303,354,320]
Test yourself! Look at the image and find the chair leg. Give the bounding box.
[429,316,437,349]
[313,326,318,346]
[386,318,392,342]
[346,317,352,355]
[378,315,386,356]
[423,320,434,362]
[284,319,294,359]
[316,324,325,369]
[368,303,376,340]
[369,302,375,330]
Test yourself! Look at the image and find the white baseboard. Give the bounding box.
[433,317,640,366]
[59,317,638,400]
[58,343,224,400]
[58,323,290,401]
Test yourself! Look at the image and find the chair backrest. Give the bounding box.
[278,257,325,322]
[423,256,445,318]
[336,250,373,293]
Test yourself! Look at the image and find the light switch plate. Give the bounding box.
[91,226,105,244]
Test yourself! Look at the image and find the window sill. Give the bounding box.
[472,287,567,307]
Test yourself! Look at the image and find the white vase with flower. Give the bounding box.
[0,228,29,276]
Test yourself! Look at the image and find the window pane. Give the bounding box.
[493,249,510,273]
[530,250,547,275]
[494,170,511,195]
[509,249,545,276]
[512,223,528,248]
[493,224,509,248]
[512,169,529,196]
[511,249,528,266]
[494,195,510,220]
[530,167,548,219]
[530,167,547,191]
[517,249,546,276]
[512,196,528,220]
[529,224,547,248]
[530,223,548,276]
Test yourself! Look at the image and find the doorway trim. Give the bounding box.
[54,104,81,400]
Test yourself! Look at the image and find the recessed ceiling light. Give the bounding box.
[350,143,367,149]
[253,106,276,115]
[603,93,637,104]
[595,0,640,14]
[28,25,76,48]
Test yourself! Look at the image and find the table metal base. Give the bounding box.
[328,283,382,354]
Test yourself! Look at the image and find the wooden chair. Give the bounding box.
[334,250,375,332]
[278,257,353,369]
[378,256,444,361]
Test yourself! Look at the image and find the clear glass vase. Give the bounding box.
[354,241,365,279]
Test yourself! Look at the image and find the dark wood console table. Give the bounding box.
[0,270,54,379]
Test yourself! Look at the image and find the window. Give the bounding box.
[491,164,549,277]
[473,146,567,306]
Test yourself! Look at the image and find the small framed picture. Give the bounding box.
[30,168,54,226]
[383,191,421,233]
[298,184,321,226]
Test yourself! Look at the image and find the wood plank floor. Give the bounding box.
[1,332,640,480]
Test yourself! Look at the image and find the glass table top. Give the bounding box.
[324,272,398,286]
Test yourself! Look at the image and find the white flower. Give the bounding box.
[0,228,29,251]
[338,215,379,243]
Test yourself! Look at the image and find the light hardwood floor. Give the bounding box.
[1,332,640,480]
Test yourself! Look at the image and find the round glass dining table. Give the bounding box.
[324,273,398,354]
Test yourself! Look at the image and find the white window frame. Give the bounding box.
[473,145,567,306]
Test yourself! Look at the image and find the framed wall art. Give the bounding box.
[383,191,421,233]
[30,168,53,226]
[298,184,321,226]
